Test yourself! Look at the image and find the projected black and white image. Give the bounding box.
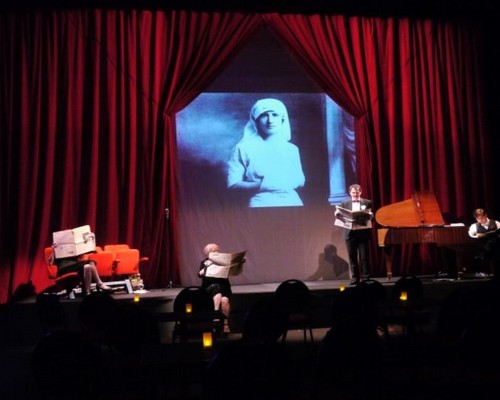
[176,92,356,286]
[227,97,305,208]
[176,92,355,209]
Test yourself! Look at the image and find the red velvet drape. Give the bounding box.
[0,10,262,302]
[264,14,491,275]
[0,9,491,302]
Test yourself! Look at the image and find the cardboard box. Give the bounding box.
[52,225,96,258]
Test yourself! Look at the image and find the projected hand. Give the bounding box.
[260,170,296,191]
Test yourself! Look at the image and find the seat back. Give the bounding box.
[357,278,387,303]
[172,286,216,342]
[275,279,312,313]
[104,244,130,253]
[174,286,214,313]
[274,279,314,343]
[392,276,424,300]
[44,247,58,279]
[87,251,116,278]
[43,247,82,297]
[114,248,140,276]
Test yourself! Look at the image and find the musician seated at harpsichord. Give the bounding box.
[468,208,500,263]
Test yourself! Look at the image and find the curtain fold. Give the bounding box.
[0,8,491,302]
[264,13,491,275]
[0,10,262,301]
[152,11,263,286]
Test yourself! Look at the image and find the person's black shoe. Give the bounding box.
[474,255,485,261]
[349,278,360,285]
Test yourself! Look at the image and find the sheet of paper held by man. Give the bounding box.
[335,206,372,230]
[206,251,246,278]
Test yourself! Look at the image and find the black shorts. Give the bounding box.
[204,281,232,299]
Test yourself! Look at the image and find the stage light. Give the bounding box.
[185,303,192,313]
[339,284,346,292]
[133,293,140,303]
[399,291,408,301]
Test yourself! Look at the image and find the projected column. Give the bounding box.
[325,95,350,204]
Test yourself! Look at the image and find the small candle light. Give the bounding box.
[202,331,213,348]
[399,291,408,301]
[133,293,140,303]
[339,285,346,292]
[185,303,192,313]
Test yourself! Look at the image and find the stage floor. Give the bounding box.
[2,273,493,347]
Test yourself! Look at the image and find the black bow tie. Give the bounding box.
[352,200,360,203]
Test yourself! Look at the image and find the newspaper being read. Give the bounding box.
[205,251,246,279]
[334,205,372,230]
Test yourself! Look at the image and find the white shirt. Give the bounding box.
[468,218,500,238]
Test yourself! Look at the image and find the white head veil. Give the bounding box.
[243,98,291,141]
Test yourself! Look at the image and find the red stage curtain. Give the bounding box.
[0,10,262,302]
[264,14,491,275]
[0,9,492,302]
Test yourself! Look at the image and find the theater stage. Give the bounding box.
[2,274,492,347]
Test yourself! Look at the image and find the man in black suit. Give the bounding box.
[335,184,374,285]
